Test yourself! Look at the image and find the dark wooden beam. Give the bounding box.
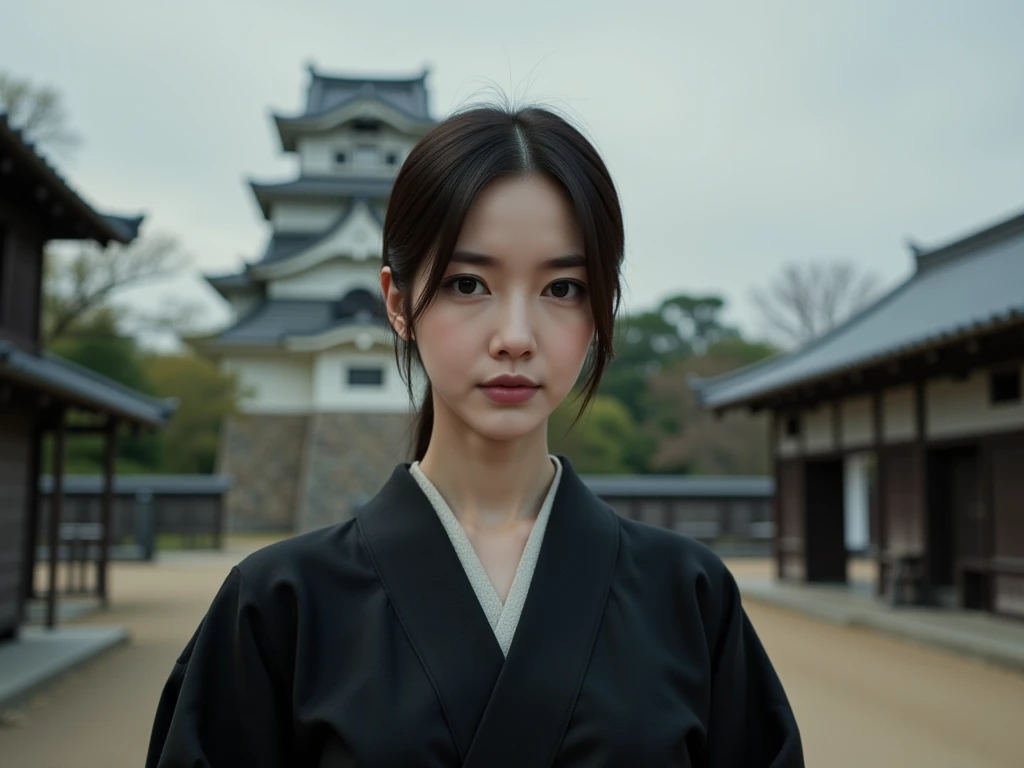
[873,391,887,598]
[65,424,114,435]
[97,418,118,605]
[46,407,67,630]
[832,400,843,453]
[914,379,930,598]
[20,414,44,619]
[769,413,783,581]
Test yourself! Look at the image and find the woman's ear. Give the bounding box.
[380,266,411,341]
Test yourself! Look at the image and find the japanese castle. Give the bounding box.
[200,66,436,532]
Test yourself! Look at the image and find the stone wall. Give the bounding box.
[295,412,413,532]
[217,413,309,532]
[218,411,414,533]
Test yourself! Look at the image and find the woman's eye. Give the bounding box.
[546,280,584,299]
[451,277,484,295]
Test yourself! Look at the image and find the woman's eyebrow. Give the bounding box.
[451,250,586,269]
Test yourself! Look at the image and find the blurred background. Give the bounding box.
[1,2,1023,766]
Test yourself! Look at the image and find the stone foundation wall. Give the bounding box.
[218,413,309,532]
[295,412,413,532]
[217,411,414,533]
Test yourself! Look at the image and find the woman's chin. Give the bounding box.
[460,409,550,444]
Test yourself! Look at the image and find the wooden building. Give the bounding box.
[694,209,1024,618]
[0,112,175,640]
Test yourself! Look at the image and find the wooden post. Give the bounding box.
[20,414,43,620]
[46,408,66,630]
[97,418,118,605]
[915,380,930,600]
[873,391,887,597]
[769,411,783,580]
[832,400,843,454]
[214,492,224,550]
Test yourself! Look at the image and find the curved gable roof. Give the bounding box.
[695,209,1024,411]
[248,176,392,220]
[272,67,436,151]
[0,112,143,245]
[305,66,431,121]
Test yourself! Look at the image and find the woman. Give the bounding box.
[146,105,804,767]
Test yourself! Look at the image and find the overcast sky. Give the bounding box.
[3,0,1023,343]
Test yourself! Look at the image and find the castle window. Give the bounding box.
[990,368,1021,405]
[784,414,801,437]
[348,366,383,387]
[335,151,347,164]
[385,153,399,165]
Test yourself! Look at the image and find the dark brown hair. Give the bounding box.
[382,104,625,461]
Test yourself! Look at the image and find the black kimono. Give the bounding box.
[147,457,804,767]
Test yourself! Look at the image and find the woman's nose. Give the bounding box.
[489,296,536,359]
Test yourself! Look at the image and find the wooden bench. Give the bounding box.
[885,552,928,606]
[59,522,104,594]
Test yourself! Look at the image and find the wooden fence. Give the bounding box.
[581,474,774,554]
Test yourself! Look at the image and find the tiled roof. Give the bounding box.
[0,112,142,245]
[0,342,176,426]
[210,297,386,346]
[303,66,432,121]
[581,475,772,498]
[248,176,392,219]
[695,209,1024,410]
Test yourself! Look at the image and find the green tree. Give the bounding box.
[641,339,778,475]
[599,293,741,425]
[48,307,153,393]
[658,294,739,354]
[548,394,649,474]
[42,309,163,473]
[143,354,240,474]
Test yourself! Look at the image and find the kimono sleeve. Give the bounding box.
[705,568,804,767]
[145,566,294,768]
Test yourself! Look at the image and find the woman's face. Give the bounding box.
[386,173,594,445]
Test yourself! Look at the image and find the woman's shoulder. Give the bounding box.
[614,514,736,593]
[231,517,376,603]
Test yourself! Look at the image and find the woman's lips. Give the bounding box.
[479,385,539,404]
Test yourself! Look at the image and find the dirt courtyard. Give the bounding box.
[1,541,1023,767]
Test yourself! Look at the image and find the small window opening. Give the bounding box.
[348,367,383,387]
[990,368,1021,405]
[785,415,801,437]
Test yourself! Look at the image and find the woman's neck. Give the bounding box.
[417,409,555,532]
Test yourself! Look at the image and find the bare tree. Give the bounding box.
[0,72,81,157]
[751,260,881,348]
[43,234,190,344]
